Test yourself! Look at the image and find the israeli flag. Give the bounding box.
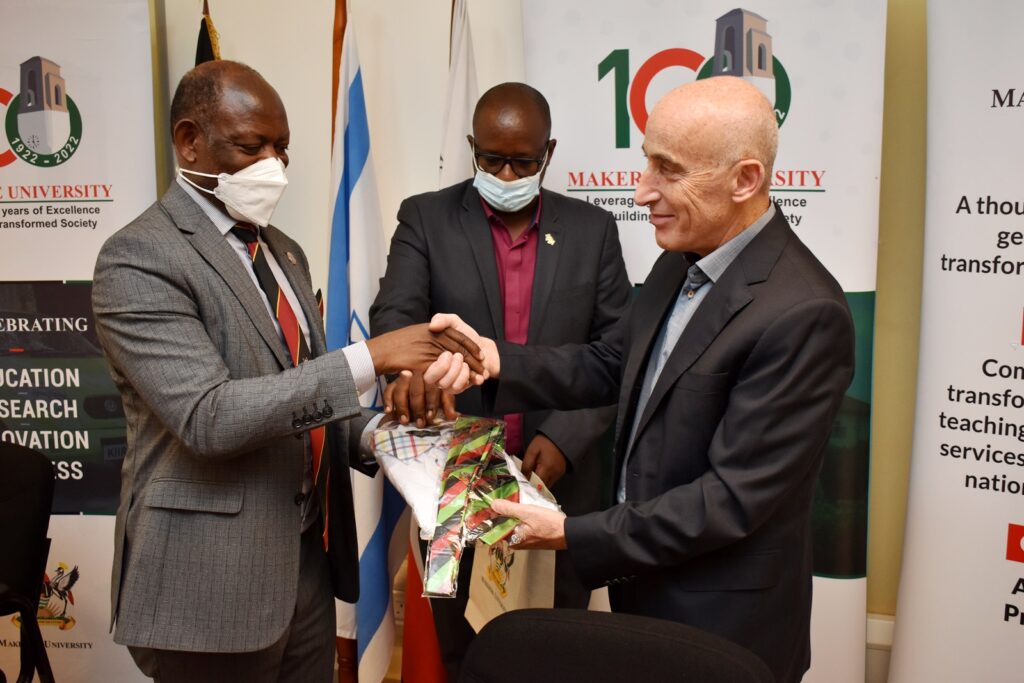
[328,19,408,683]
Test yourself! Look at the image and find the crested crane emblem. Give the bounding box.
[11,562,83,630]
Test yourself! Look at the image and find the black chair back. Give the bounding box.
[460,608,774,683]
[0,443,57,683]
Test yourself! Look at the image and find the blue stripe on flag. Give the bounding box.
[355,479,406,660]
[344,71,372,198]
[326,69,371,350]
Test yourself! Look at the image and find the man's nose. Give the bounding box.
[258,149,288,168]
[634,171,657,206]
[496,161,519,182]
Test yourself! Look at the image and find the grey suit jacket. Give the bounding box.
[92,182,368,653]
[369,180,631,513]
[489,209,855,683]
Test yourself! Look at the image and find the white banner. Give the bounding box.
[521,2,886,680]
[0,0,156,281]
[890,3,1024,681]
[0,1,153,680]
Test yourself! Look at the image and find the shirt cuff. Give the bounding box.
[342,341,377,396]
[358,412,387,465]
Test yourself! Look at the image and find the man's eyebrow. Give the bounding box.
[648,150,682,170]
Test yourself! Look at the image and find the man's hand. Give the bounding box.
[426,313,499,390]
[384,371,458,427]
[520,434,568,488]
[491,499,567,551]
[366,323,486,392]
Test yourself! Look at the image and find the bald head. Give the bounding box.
[650,77,777,191]
[170,60,283,136]
[472,82,551,140]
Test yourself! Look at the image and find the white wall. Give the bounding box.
[158,0,522,291]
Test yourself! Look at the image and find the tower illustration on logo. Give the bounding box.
[17,56,70,154]
[711,9,775,103]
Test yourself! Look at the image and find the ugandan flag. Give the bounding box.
[195,0,221,65]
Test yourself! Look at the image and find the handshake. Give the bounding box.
[364,313,499,421]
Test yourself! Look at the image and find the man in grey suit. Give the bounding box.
[437,77,855,683]
[92,61,482,683]
[370,83,631,678]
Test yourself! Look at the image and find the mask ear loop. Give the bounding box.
[177,168,218,196]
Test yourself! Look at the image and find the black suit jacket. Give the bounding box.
[490,209,855,683]
[369,180,631,513]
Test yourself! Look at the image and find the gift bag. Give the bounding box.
[464,540,556,633]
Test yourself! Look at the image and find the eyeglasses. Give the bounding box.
[472,142,549,178]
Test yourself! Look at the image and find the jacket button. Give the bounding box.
[294,493,305,506]
[322,402,334,418]
[292,416,303,430]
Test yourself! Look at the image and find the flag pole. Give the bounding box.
[332,5,357,678]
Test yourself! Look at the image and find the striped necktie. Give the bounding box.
[231,224,331,551]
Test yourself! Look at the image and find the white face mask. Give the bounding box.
[472,151,548,213]
[178,156,288,227]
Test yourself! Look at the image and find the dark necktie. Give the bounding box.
[231,224,331,551]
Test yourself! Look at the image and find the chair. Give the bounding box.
[0,443,57,683]
[459,608,774,683]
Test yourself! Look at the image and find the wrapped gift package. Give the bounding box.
[369,416,559,597]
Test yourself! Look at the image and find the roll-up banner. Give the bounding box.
[521,2,886,679]
[0,1,154,680]
[889,3,1024,680]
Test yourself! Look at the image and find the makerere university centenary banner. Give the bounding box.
[890,2,1024,680]
[521,2,886,680]
[0,1,154,680]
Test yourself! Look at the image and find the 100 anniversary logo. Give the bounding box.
[570,8,825,228]
[596,8,791,149]
[0,56,82,169]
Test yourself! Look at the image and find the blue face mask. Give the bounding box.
[472,151,548,212]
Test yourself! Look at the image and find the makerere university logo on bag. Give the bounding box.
[0,55,83,169]
[1007,523,1024,564]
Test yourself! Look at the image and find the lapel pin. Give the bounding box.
[286,252,297,265]
[545,233,556,246]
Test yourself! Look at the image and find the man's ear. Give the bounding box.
[539,138,557,184]
[732,159,765,203]
[173,119,203,165]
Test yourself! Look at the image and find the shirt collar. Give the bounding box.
[176,175,238,238]
[695,202,775,283]
[479,192,543,233]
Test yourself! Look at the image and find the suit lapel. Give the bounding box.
[160,184,291,369]
[632,272,752,441]
[458,184,505,339]
[527,190,561,338]
[630,211,792,444]
[613,251,688,455]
